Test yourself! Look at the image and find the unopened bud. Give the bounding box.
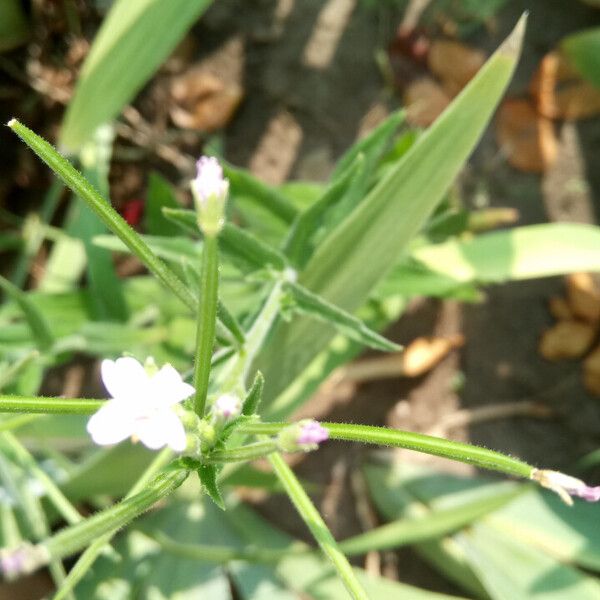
[277,419,329,453]
[191,156,229,236]
[213,394,241,422]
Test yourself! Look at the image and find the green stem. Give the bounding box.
[267,449,369,600]
[1,431,82,526]
[193,235,220,416]
[42,470,187,563]
[0,274,54,350]
[155,531,299,563]
[52,448,173,600]
[0,414,42,432]
[240,422,534,479]
[0,395,102,415]
[0,351,40,392]
[8,120,196,312]
[207,440,277,463]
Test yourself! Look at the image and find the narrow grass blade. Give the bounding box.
[60,0,213,150]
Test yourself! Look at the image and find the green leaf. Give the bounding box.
[145,172,182,237]
[242,371,265,416]
[257,16,527,405]
[162,208,288,273]
[458,523,600,600]
[226,503,467,600]
[217,300,245,346]
[284,282,401,352]
[411,223,600,283]
[331,110,405,180]
[76,125,128,321]
[60,0,213,150]
[75,499,231,600]
[0,0,29,52]
[486,489,600,572]
[0,275,54,351]
[338,484,522,556]
[283,154,366,269]
[93,233,200,265]
[9,120,197,313]
[196,464,225,510]
[223,163,298,225]
[562,27,600,88]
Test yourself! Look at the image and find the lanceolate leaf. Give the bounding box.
[411,223,600,283]
[258,16,527,408]
[284,282,401,352]
[60,0,213,150]
[163,207,288,273]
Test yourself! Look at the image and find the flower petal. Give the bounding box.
[148,363,195,406]
[134,409,186,452]
[86,399,136,446]
[162,410,187,452]
[101,357,149,400]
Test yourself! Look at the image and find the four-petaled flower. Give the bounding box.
[87,357,195,452]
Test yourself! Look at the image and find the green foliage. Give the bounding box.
[60,0,213,150]
[3,12,600,600]
[563,27,600,88]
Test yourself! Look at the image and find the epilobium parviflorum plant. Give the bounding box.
[3,15,600,599]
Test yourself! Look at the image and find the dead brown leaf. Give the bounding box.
[530,50,600,120]
[342,335,464,382]
[496,98,558,173]
[428,39,486,97]
[404,76,451,127]
[401,334,465,377]
[548,296,573,321]
[539,320,597,361]
[170,68,243,132]
[566,272,600,323]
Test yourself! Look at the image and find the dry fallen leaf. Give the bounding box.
[548,296,573,321]
[170,68,243,132]
[530,50,600,120]
[343,334,464,382]
[402,334,465,377]
[583,344,600,396]
[428,39,486,97]
[405,77,451,127]
[566,272,600,323]
[496,98,558,173]
[539,320,597,361]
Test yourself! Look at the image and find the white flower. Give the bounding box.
[87,357,195,452]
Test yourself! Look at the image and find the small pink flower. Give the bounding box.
[297,420,329,446]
